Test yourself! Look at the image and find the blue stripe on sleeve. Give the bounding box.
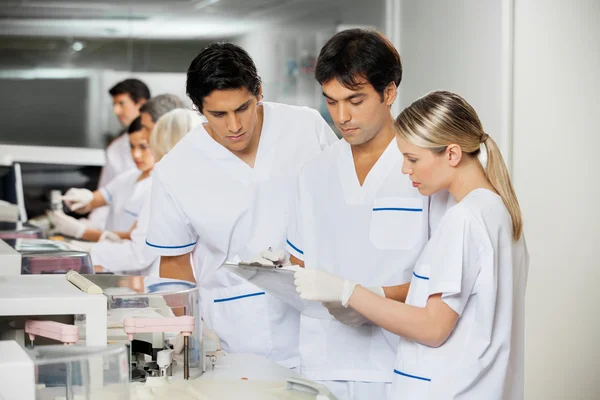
[412,271,430,280]
[145,240,197,249]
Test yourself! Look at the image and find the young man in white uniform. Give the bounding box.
[295,91,529,399]
[89,79,151,229]
[285,29,441,400]
[145,43,338,367]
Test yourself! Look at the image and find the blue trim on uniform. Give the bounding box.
[413,271,430,280]
[124,209,138,218]
[393,369,431,382]
[373,207,423,212]
[145,240,197,249]
[213,292,266,303]
[102,188,113,203]
[286,239,304,255]
[147,282,196,293]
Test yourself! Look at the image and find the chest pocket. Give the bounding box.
[369,197,424,250]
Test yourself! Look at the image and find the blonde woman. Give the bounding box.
[294,91,529,399]
[87,109,203,275]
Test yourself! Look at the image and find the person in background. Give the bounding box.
[50,116,154,242]
[139,94,185,137]
[145,43,338,369]
[295,91,529,399]
[88,79,151,229]
[72,109,203,275]
[284,28,441,400]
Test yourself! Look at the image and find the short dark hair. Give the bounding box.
[139,94,184,123]
[109,79,151,104]
[186,43,262,113]
[315,29,402,99]
[127,116,143,134]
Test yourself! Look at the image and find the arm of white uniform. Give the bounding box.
[90,240,157,273]
[145,173,197,282]
[91,199,159,274]
[294,269,459,348]
[349,288,459,348]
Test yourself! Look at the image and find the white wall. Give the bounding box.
[235,1,385,112]
[513,1,600,398]
[397,0,511,162]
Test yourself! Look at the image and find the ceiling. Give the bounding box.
[0,0,341,39]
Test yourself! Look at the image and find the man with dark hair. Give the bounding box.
[145,42,338,368]
[139,94,185,135]
[89,78,151,229]
[285,29,442,399]
[101,79,152,188]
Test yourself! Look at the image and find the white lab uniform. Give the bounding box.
[145,102,338,367]
[286,138,439,398]
[392,189,529,399]
[89,133,137,229]
[90,198,159,276]
[99,169,152,233]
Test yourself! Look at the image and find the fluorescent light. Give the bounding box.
[193,0,220,11]
[71,41,84,51]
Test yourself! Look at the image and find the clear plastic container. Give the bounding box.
[29,344,129,400]
[79,276,202,379]
[4,238,94,274]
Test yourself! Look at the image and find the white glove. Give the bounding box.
[48,211,86,239]
[62,188,94,213]
[250,248,288,266]
[294,268,357,307]
[323,286,385,327]
[99,231,121,243]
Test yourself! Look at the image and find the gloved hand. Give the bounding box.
[323,286,385,327]
[251,248,288,266]
[99,231,121,243]
[62,188,94,213]
[48,211,86,239]
[294,268,357,307]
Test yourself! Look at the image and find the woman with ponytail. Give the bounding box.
[294,90,529,399]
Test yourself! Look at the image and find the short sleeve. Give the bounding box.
[312,109,339,149]
[285,175,305,261]
[426,210,484,316]
[145,171,198,256]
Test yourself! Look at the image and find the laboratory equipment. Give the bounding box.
[0,238,93,275]
[0,274,107,347]
[79,275,203,383]
[0,340,130,400]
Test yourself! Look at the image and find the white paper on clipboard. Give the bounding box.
[223,263,330,320]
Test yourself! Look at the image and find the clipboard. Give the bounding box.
[223,263,330,320]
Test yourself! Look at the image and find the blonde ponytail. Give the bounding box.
[481,136,523,240]
[396,90,523,240]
